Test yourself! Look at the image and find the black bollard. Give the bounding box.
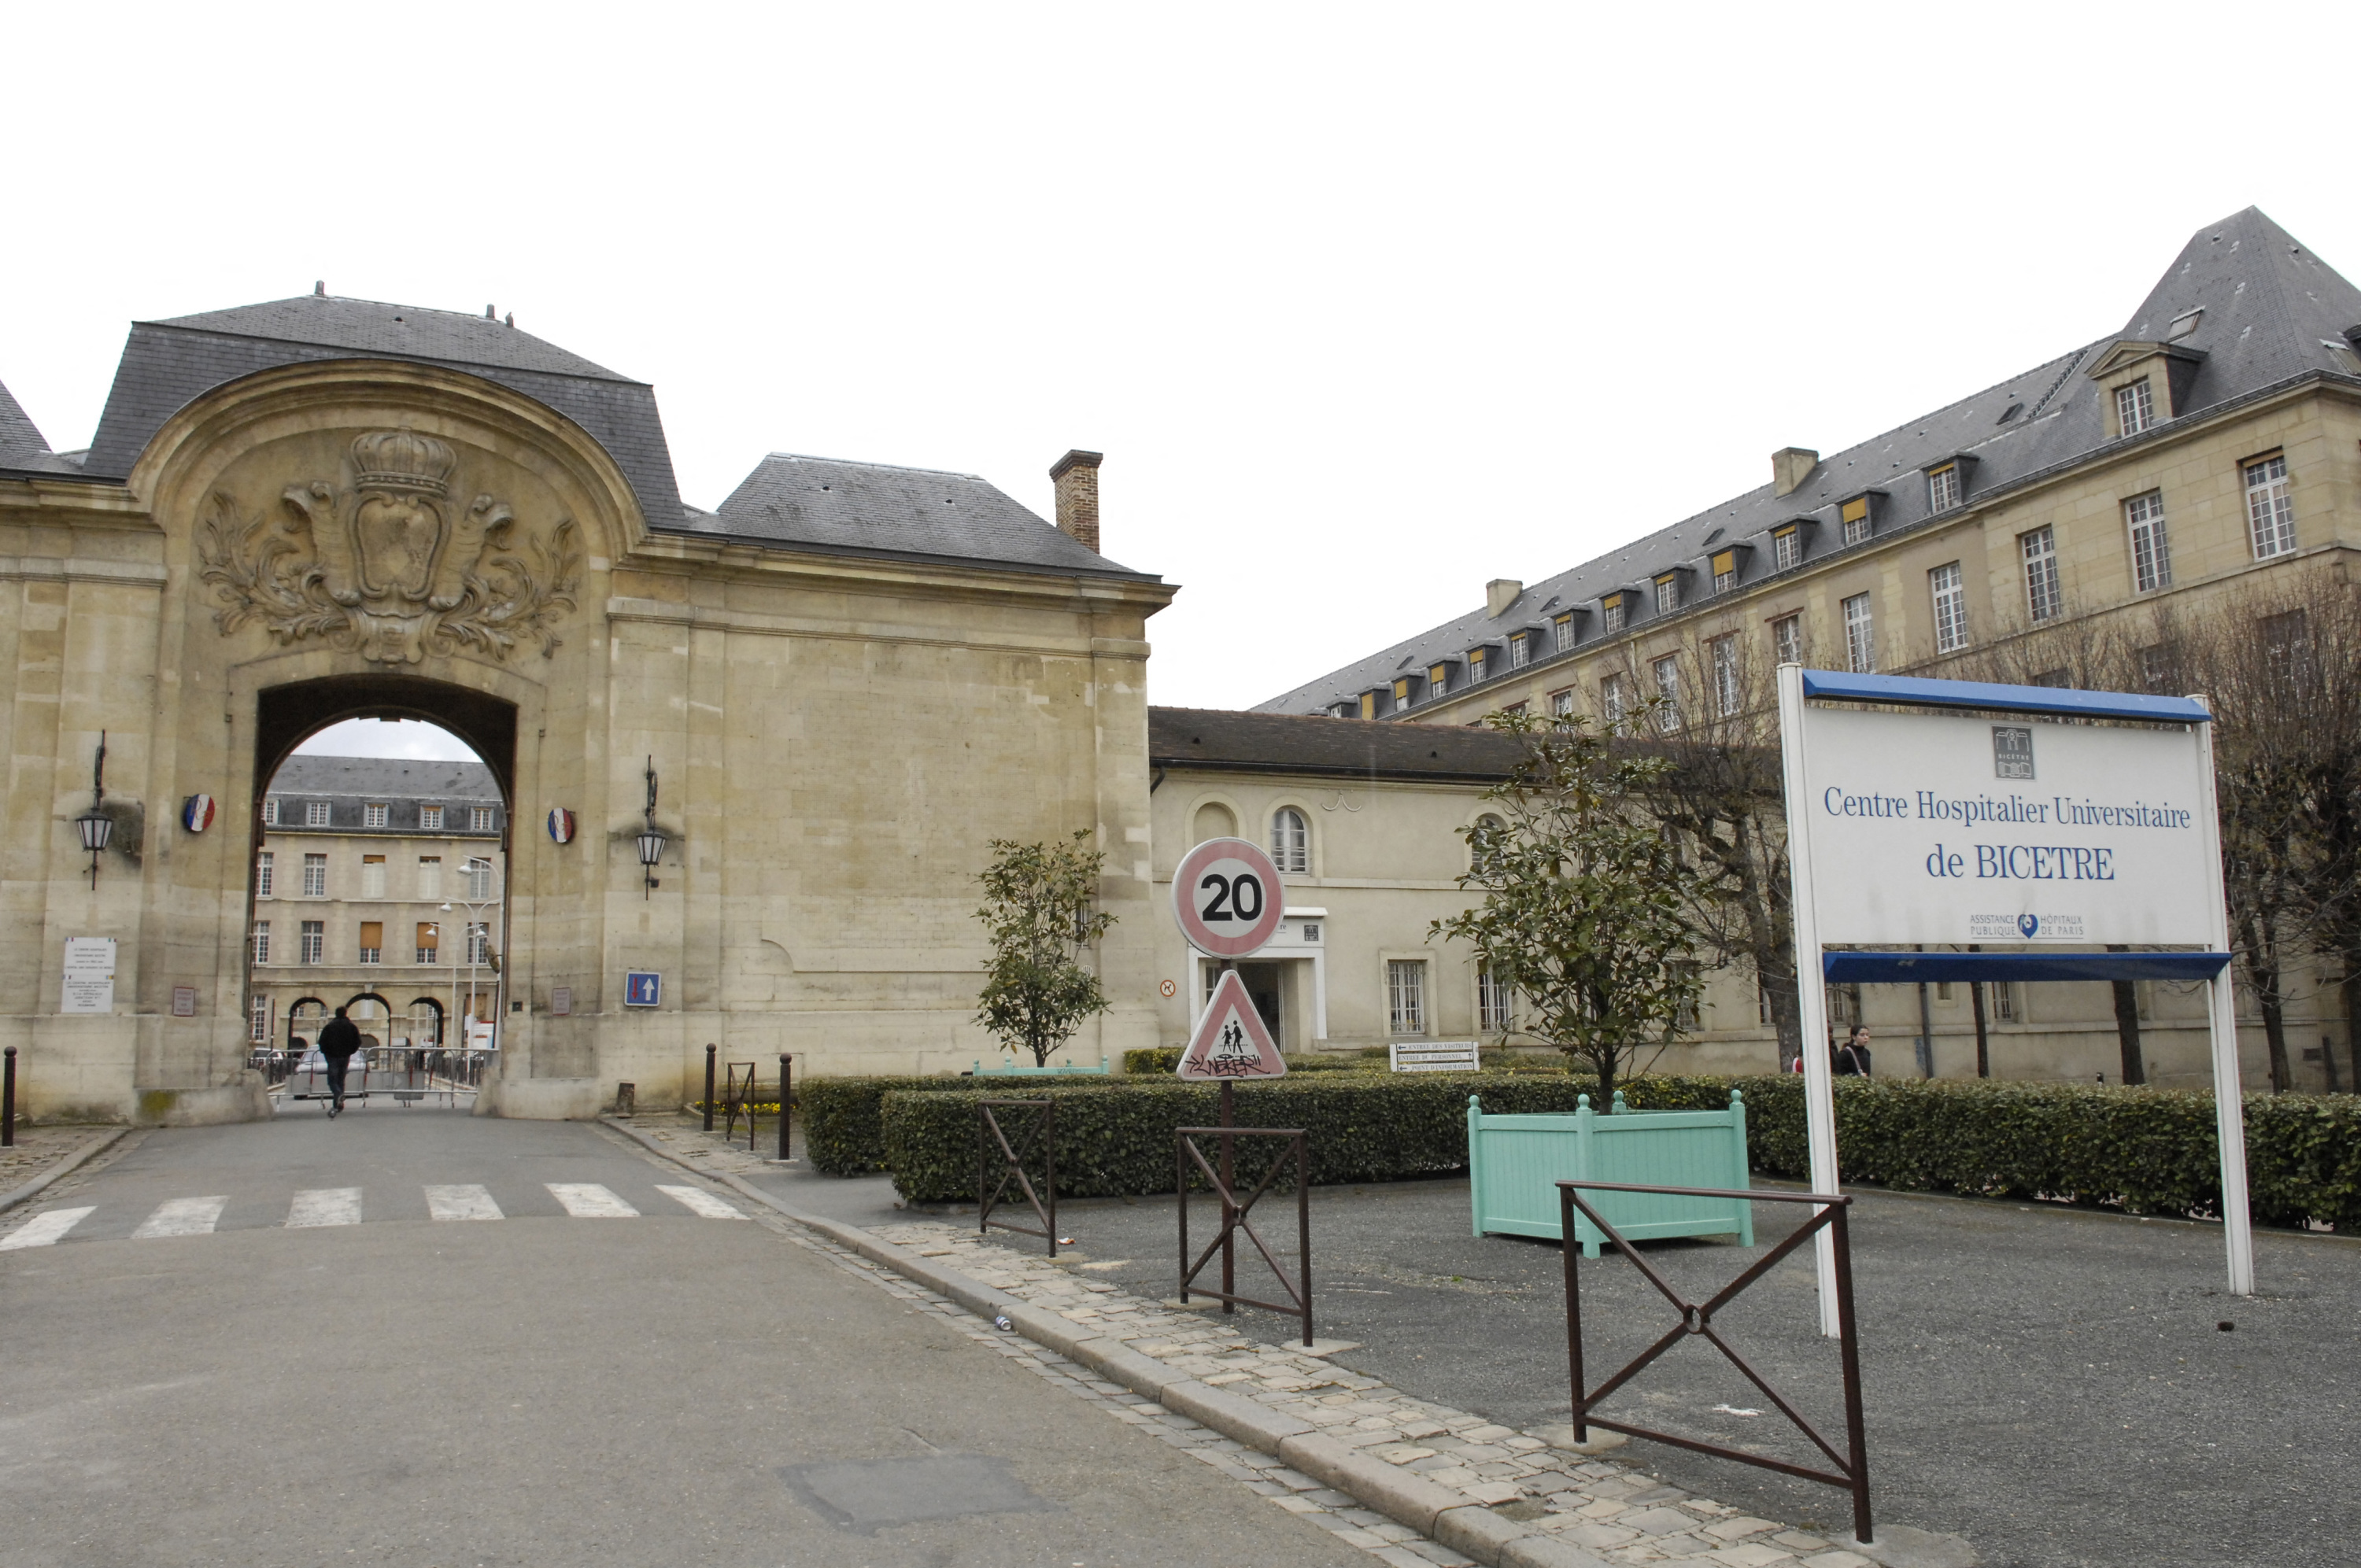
[703,1043,717,1132]
[2,1045,14,1147]
[778,1054,792,1161]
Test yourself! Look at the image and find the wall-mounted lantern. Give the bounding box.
[636,755,667,898]
[75,732,112,888]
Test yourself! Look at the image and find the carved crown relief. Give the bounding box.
[196,429,583,663]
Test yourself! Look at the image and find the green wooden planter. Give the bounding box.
[1468,1090,1754,1257]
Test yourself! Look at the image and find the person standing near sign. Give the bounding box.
[316,1006,361,1116]
[1833,1024,1872,1078]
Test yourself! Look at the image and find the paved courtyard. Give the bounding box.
[718,1131,2357,1568]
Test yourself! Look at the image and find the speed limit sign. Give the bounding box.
[1173,837,1286,958]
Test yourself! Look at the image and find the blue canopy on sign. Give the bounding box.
[1798,670,2211,725]
[1821,950,2230,983]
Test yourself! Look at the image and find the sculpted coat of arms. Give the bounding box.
[196,428,582,663]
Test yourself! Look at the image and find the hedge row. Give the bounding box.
[863,1072,2361,1229]
[802,1073,1141,1175]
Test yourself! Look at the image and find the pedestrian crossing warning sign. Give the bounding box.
[1176,969,1287,1080]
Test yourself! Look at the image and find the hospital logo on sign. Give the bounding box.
[1991,725,2034,780]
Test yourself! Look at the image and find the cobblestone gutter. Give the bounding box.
[603,1117,1968,1568]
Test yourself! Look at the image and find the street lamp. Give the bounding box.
[75,731,112,888]
[637,755,667,898]
[440,867,500,1051]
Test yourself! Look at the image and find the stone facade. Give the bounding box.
[0,308,1172,1123]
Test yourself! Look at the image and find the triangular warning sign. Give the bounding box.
[1176,969,1288,1080]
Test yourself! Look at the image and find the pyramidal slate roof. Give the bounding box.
[76,293,687,530]
[268,754,501,802]
[1257,208,2361,717]
[685,452,1155,579]
[0,377,83,474]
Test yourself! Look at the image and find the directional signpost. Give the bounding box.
[1169,839,1312,1338]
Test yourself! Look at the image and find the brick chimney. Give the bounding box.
[1051,449,1103,553]
[1772,447,1820,498]
[1486,578,1524,618]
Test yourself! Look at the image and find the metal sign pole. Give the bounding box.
[2189,699,2256,1296]
[1777,662,1845,1339]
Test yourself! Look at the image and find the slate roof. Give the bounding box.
[0,378,83,474]
[76,295,688,530]
[268,754,502,804]
[681,452,1156,580]
[1150,706,1528,782]
[1257,208,2361,717]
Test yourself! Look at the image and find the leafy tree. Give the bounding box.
[1431,705,1712,1098]
[973,832,1117,1066]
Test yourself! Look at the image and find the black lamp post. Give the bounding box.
[636,755,667,897]
[75,731,112,888]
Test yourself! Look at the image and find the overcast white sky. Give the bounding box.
[8,2,2358,749]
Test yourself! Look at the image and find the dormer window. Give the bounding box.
[1552,612,1579,651]
[1466,647,1488,683]
[1841,496,1871,546]
[1927,463,1962,513]
[2116,378,2156,437]
[1653,573,1681,615]
[1508,633,1529,669]
[1429,662,1454,696]
[1394,677,1416,707]
[1711,548,1742,595]
[1772,525,1804,571]
[1360,692,1380,720]
[1601,592,1627,634]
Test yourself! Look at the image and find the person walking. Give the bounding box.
[316,1006,362,1116]
[1833,1023,1873,1078]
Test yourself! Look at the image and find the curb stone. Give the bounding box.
[0,1128,131,1217]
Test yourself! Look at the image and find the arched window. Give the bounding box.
[1192,802,1236,843]
[1270,807,1308,873]
[1471,814,1508,875]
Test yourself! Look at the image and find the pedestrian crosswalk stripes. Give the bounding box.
[424,1184,503,1222]
[657,1185,750,1220]
[0,1182,747,1248]
[286,1188,362,1228]
[546,1182,638,1218]
[0,1206,94,1250]
[132,1197,227,1239]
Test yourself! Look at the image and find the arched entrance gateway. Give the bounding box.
[1,294,1172,1123]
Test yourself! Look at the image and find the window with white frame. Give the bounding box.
[251,921,270,965]
[1651,655,1681,732]
[1599,673,1628,730]
[255,850,274,898]
[1841,496,1871,546]
[1553,614,1576,651]
[1601,595,1626,634]
[466,858,494,900]
[357,921,382,965]
[2115,378,2155,437]
[1270,807,1309,873]
[420,805,444,832]
[1772,613,1801,666]
[1550,688,1575,718]
[263,798,280,826]
[1477,965,1517,1034]
[1509,633,1530,669]
[1927,463,1962,513]
[299,921,324,965]
[364,802,388,829]
[2244,454,2296,559]
[1842,593,1876,673]
[417,921,440,964]
[1429,664,1451,698]
[1653,575,1679,615]
[301,854,327,897]
[1711,549,1738,596]
[1709,634,1741,718]
[360,854,386,900]
[305,801,331,827]
[469,806,494,833]
[1773,527,1802,571]
[250,994,272,1044]
[2124,492,2171,592]
[1930,562,1968,654]
[417,856,441,900]
[2021,526,2061,622]
[467,922,492,965]
[1387,959,1427,1035]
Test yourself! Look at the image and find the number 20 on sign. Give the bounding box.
[1173,838,1286,959]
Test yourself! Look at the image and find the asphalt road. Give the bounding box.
[881,1171,2359,1568]
[0,1108,1380,1568]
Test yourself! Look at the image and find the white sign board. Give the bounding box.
[1176,970,1287,1080]
[1172,838,1286,959]
[61,937,116,1015]
[1797,705,2215,945]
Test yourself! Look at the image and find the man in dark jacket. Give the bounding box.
[316,1006,362,1116]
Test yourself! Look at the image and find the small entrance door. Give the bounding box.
[1235,961,1284,1050]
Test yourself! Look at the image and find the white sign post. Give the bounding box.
[1778,665,2246,1337]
